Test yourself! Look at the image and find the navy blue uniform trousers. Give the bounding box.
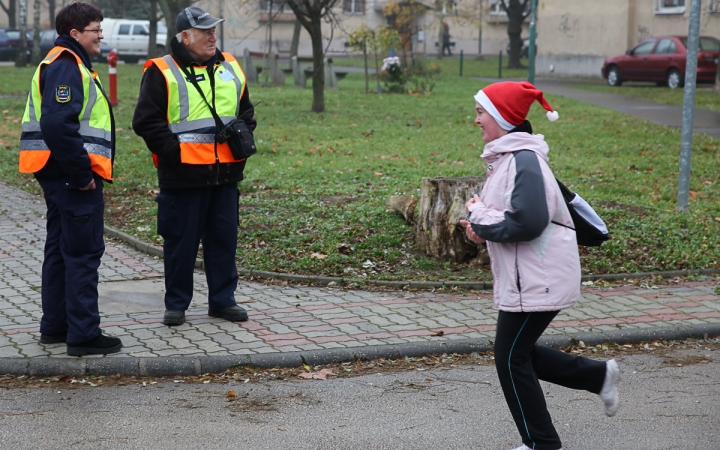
[38,178,105,344]
[155,183,239,312]
[494,310,606,450]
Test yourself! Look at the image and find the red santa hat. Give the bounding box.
[473,81,559,131]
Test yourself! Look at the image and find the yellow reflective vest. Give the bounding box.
[19,46,113,180]
[144,53,247,165]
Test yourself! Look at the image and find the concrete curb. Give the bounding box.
[104,224,720,291]
[3,324,719,377]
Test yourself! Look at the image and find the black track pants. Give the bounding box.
[494,310,606,450]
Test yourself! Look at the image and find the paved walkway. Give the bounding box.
[1,182,719,376]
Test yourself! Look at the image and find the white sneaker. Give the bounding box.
[511,445,562,450]
[600,359,621,417]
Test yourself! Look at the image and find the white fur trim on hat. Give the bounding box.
[546,110,559,122]
[474,90,515,131]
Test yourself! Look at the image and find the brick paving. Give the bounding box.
[1,182,719,362]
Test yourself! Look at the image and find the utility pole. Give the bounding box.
[676,0,702,212]
[527,0,537,84]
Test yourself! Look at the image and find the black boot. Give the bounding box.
[208,304,248,322]
[67,334,122,356]
[40,333,67,344]
[163,310,186,326]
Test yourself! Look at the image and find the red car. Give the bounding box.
[601,35,719,88]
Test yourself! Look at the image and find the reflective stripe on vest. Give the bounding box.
[145,53,247,165]
[19,46,113,180]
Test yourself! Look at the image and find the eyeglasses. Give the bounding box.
[81,28,103,35]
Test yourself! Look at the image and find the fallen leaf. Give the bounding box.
[310,252,327,259]
[689,190,697,200]
[431,330,444,337]
[227,391,236,397]
[147,189,159,196]
[714,217,720,222]
[299,369,335,380]
[425,378,433,381]
[374,172,383,176]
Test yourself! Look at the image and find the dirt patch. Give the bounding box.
[319,195,360,206]
[660,354,712,368]
[596,200,648,215]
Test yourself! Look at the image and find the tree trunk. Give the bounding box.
[147,0,159,58]
[1,0,18,29]
[30,0,41,65]
[415,176,486,263]
[506,12,524,68]
[46,0,54,28]
[308,16,325,112]
[15,0,27,67]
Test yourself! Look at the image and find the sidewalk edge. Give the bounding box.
[3,324,718,377]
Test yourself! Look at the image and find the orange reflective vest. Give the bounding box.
[19,46,113,180]
[144,53,247,165]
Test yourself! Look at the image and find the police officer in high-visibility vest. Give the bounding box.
[132,7,256,326]
[19,2,122,356]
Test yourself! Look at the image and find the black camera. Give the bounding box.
[215,118,257,159]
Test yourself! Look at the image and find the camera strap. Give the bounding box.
[178,63,226,130]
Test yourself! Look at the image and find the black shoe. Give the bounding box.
[40,333,67,344]
[163,310,186,326]
[67,334,122,356]
[208,304,248,322]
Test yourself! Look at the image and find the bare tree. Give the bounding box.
[0,0,17,28]
[157,0,193,45]
[499,0,530,69]
[46,0,55,27]
[30,0,41,64]
[285,0,342,113]
[15,0,27,67]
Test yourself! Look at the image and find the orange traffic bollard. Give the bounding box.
[107,49,118,106]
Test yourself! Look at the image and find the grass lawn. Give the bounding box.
[574,81,720,113]
[1,56,719,282]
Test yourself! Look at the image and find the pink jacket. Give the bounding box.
[467,132,580,312]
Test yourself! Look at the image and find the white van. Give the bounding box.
[102,18,167,63]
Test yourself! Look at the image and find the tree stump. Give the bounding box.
[415,176,486,263]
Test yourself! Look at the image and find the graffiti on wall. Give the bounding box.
[557,14,579,38]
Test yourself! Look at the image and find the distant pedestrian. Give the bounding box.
[18,2,122,355]
[442,22,452,56]
[459,81,620,450]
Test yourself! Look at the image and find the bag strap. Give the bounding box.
[551,220,575,231]
[177,63,225,129]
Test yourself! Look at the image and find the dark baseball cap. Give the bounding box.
[176,6,224,33]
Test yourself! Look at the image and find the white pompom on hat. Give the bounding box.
[473,81,559,131]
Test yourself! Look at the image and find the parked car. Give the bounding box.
[601,35,720,88]
[39,29,112,63]
[101,19,167,63]
[0,28,33,61]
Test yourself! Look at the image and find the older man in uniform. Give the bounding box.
[132,7,256,326]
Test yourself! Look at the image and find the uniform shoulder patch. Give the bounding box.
[55,85,71,103]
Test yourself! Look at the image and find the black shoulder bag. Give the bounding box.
[552,179,610,247]
[179,64,257,160]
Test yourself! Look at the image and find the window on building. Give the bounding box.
[344,0,365,14]
[442,0,456,15]
[259,0,293,13]
[710,0,720,13]
[656,0,685,14]
[490,0,507,16]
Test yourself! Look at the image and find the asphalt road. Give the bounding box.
[0,345,718,449]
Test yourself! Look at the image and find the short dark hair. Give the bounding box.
[55,2,103,36]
